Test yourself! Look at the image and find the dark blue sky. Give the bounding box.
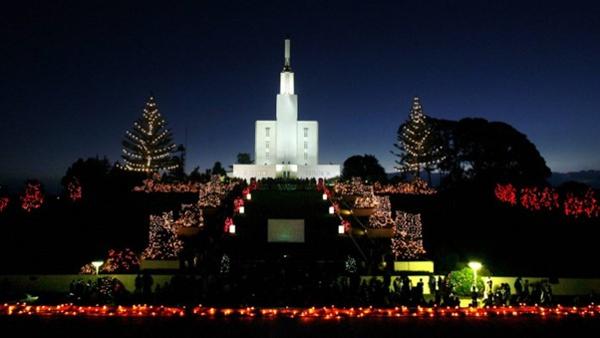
[2,0,599,188]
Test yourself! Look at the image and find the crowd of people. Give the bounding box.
[57,271,598,307]
[62,263,584,308]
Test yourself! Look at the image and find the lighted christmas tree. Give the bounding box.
[392,96,443,177]
[120,95,179,173]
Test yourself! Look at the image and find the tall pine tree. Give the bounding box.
[392,96,443,178]
[120,95,179,173]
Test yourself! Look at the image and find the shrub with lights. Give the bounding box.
[142,211,183,260]
[20,180,44,212]
[564,189,599,218]
[80,248,140,274]
[368,195,394,228]
[448,267,486,297]
[391,211,426,260]
[373,178,436,195]
[102,248,140,273]
[495,183,517,205]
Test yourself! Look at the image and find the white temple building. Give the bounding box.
[232,39,340,180]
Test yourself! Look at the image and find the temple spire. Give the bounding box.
[279,38,294,94]
[283,39,292,71]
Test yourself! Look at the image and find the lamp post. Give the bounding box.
[91,261,104,275]
[468,261,482,291]
[468,261,482,307]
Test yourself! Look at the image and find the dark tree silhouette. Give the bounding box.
[62,157,111,200]
[342,154,387,182]
[236,153,253,164]
[211,161,227,176]
[433,118,551,186]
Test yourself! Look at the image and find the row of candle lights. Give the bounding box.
[1,304,597,319]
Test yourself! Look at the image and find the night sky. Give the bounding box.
[2,1,600,190]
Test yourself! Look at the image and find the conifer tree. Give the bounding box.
[120,95,179,173]
[392,96,443,177]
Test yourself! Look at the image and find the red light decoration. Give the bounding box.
[20,181,44,212]
[1,304,598,319]
[495,183,517,206]
[67,178,83,202]
[495,183,598,218]
[519,187,560,211]
[0,197,9,213]
[234,197,245,213]
[341,219,351,233]
[224,217,234,234]
[564,189,599,218]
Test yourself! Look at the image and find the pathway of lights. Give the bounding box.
[1,304,598,319]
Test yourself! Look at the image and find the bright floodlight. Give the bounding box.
[239,206,245,214]
[468,261,482,271]
[338,225,345,234]
[328,206,334,214]
[246,193,252,201]
[229,224,236,234]
[322,193,328,200]
[91,261,103,275]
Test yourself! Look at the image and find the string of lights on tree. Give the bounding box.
[392,96,444,175]
[391,211,426,260]
[495,183,599,218]
[118,96,179,173]
[20,181,44,212]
